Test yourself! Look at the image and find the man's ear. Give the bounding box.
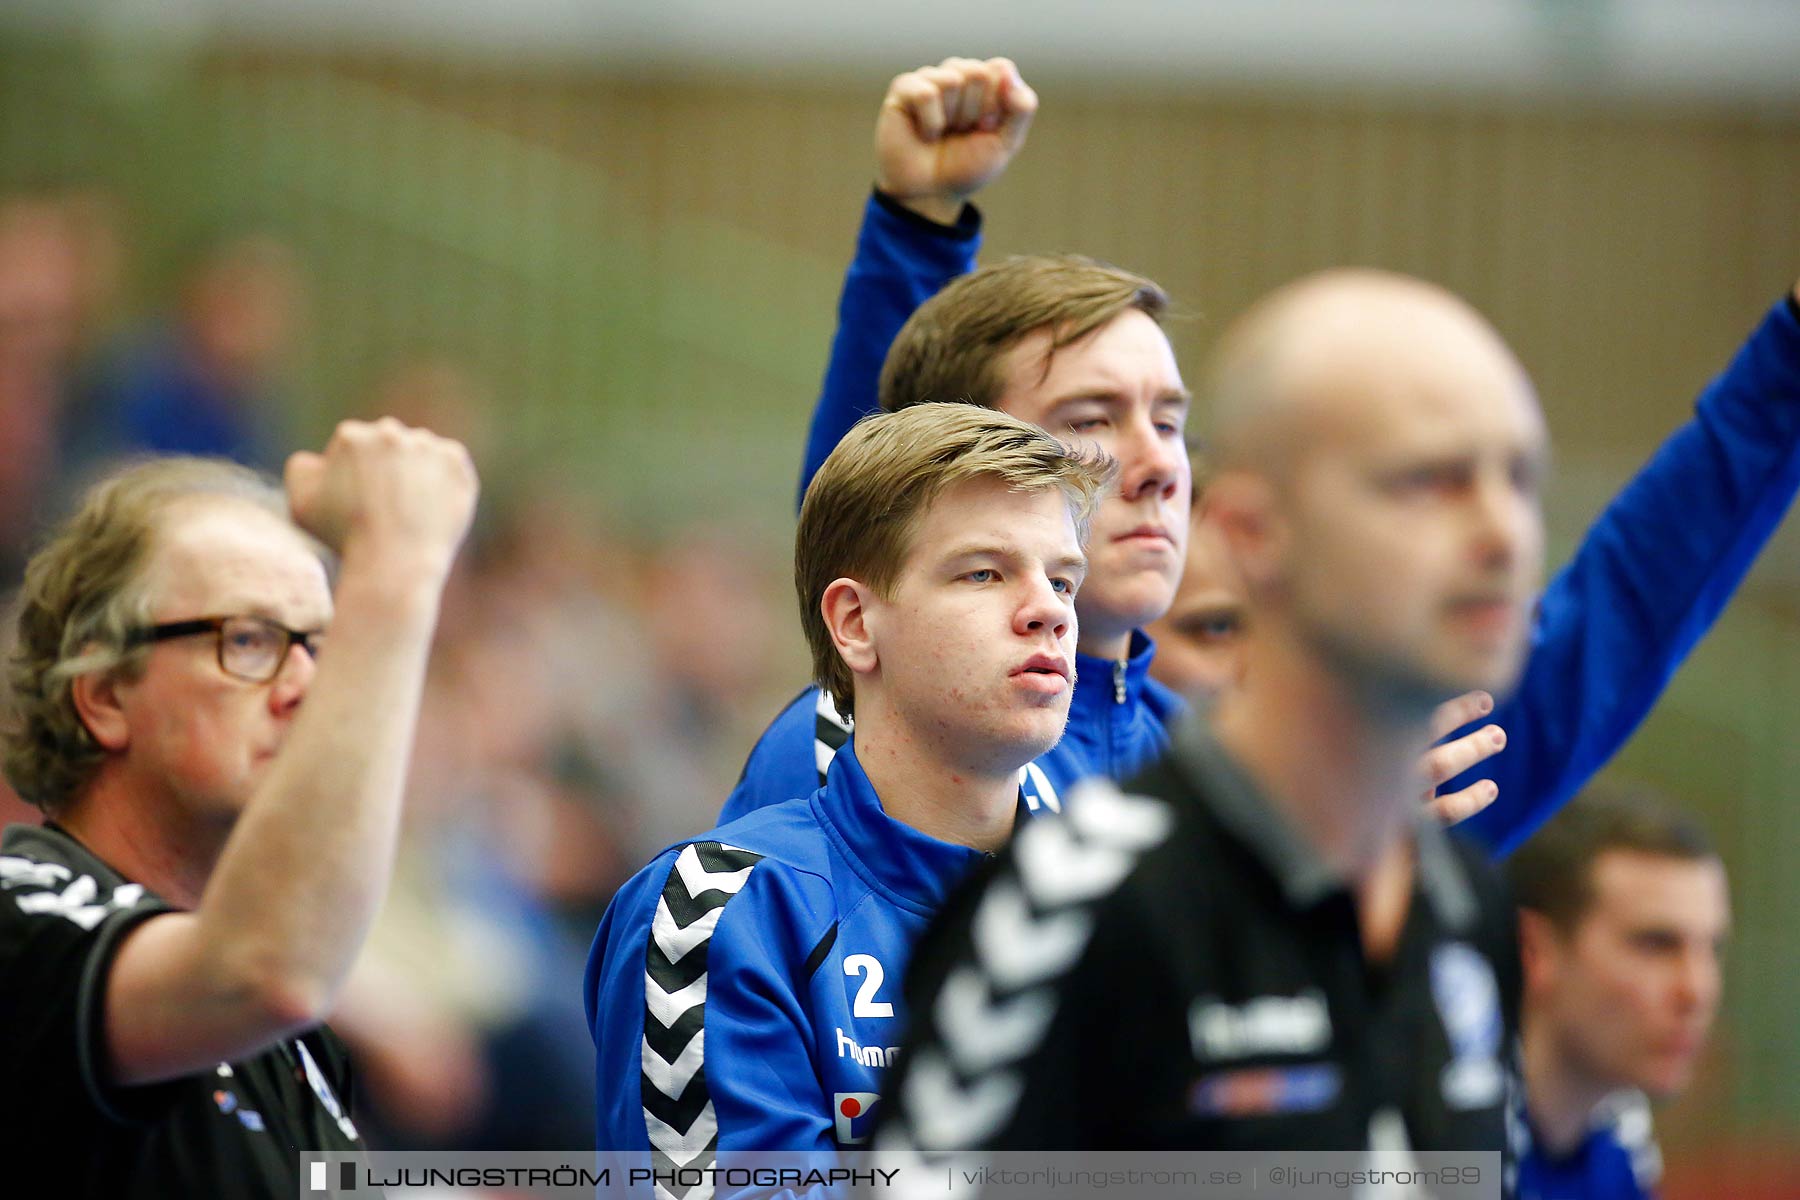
[821,578,880,681]
[70,667,132,753]
[1200,469,1286,591]
[1516,907,1562,999]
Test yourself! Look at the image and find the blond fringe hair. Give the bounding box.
[796,404,1115,716]
[878,253,1168,413]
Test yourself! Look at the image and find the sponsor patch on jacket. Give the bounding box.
[833,1092,881,1144]
[1188,1064,1341,1118]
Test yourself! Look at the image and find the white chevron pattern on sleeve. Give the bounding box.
[644,972,708,1029]
[0,856,70,888]
[638,841,764,1200]
[901,1048,1026,1152]
[671,843,756,899]
[933,966,1057,1075]
[813,690,852,781]
[651,895,731,963]
[643,1109,715,1168]
[816,688,853,734]
[640,1029,707,1102]
[887,780,1174,1155]
[1065,780,1173,846]
[970,879,1094,992]
[1014,789,1170,907]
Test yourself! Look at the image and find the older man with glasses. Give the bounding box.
[0,426,475,1198]
[127,615,328,681]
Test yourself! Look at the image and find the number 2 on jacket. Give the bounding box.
[844,954,895,1018]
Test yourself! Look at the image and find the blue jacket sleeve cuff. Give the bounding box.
[869,188,982,245]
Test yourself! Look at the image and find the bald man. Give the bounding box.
[877,269,1541,1157]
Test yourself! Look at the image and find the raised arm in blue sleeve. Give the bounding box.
[796,191,981,508]
[1455,295,1800,855]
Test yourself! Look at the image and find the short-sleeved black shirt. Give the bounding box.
[0,822,367,1197]
[878,717,1521,1155]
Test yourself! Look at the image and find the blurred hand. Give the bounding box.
[1420,690,1506,824]
[875,56,1038,226]
[346,1003,489,1141]
[285,417,478,578]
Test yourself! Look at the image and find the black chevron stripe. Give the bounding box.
[642,1068,712,1133]
[650,1140,719,1198]
[691,842,763,876]
[801,922,839,980]
[814,711,850,785]
[644,1002,705,1063]
[640,842,764,1162]
[652,1135,718,1168]
[814,710,850,751]
[659,875,741,929]
[658,843,765,927]
[646,938,710,993]
[654,1167,705,1199]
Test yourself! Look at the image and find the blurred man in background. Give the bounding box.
[1507,787,1731,1200]
[0,421,475,1194]
[0,189,91,585]
[73,229,305,473]
[1144,460,1248,698]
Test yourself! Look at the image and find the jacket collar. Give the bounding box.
[1167,713,1477,933]
[1069,629,1158,722]
[813,740,988,916]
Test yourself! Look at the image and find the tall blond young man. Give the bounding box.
[0,423,476,1195]
[586,405,1110,1169]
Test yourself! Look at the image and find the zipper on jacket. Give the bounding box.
[1113,657,1127,704]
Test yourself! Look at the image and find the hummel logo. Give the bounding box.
[836,1028,901,1068]
[11,874,145,930]
[1189,991,1331,1061]
[0,856,70,889]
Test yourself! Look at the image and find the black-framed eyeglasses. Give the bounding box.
[126,615,326,683]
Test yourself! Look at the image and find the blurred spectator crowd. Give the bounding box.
[0,183,798,1150]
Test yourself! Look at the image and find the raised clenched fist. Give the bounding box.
[285,417,478,576]
[875,56,1038,226]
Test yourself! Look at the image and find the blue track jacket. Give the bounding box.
[1514,1092,1661,1200]
[744,191,1800,855]
[588,743,991,1164]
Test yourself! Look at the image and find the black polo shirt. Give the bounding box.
[878,716,1520,1154]
[0,822,367,1197]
